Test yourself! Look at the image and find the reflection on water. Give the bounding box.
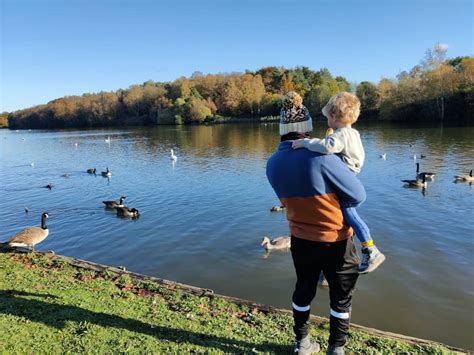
[0,122,473,349]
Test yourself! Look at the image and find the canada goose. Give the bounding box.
[416,163,435,180]
[87,168,96,174]
[402,174,427,188]
[44,184,53,190]
[270,205,285,212]
[454,170,474,182]
[103,196,126,208]
[170,149,177,161]
[379,153,387,160]
[101,168,112,177]
[115,206,140,218]
[261,235,290,250]
[7,212,50,251]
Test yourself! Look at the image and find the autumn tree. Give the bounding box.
[356,81,380,110]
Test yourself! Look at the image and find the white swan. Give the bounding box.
[170,149,177,162]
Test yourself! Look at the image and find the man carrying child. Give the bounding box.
[266,91,382,354]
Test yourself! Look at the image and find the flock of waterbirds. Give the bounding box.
[3,143,179,251]
[4,133,472,254]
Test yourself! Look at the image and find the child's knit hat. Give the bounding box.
[279,91,313,135]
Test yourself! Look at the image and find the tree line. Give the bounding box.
[6,45,473,129]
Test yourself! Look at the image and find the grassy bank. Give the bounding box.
[0,251,463,353]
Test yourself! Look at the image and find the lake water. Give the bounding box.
[0,122,473,349]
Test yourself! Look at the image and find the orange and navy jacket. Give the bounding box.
[266,141,366,243]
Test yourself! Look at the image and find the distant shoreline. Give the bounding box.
[4,113,473,130]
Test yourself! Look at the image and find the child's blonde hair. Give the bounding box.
[322,92,360,125]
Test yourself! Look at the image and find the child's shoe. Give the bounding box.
[359,246,385,274]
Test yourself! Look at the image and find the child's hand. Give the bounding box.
[326,128,334,137]
[292,139,305,149]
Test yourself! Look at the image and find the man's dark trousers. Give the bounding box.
[291,235,359,347]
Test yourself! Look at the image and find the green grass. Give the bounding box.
[0,252,459,353]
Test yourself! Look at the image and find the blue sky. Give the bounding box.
[1,0,472,112]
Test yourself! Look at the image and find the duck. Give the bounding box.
[170,149,177,162]
[105,136,111,144]
[420,154,427,159]
[270,205,285,212]
[115,206,140,218]
[454,170,474,182]
[261,235,291,250]
[102,196,126,209]
[101,167,112,177]
[402,174,427,188]
[379,153,386,160]
[44,184,53,190]
[87,168,96,174]
[24,207,29,214]
[7,212,50,251]
[416,163,435,180]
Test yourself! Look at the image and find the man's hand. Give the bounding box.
[292,139,306,149]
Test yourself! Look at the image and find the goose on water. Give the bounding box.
[7,212,50,251]
[44,184,53,190]
[87,168,96,174]
[402,174,427,188]
[454,170,474,182]
[103,196,126,208]
[115,206,140,218]
[270,205,285,212]
[101,167,112,177]
[261,235,290,250]
[416,163,435,180]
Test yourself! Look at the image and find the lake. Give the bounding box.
[0,122,473,349]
